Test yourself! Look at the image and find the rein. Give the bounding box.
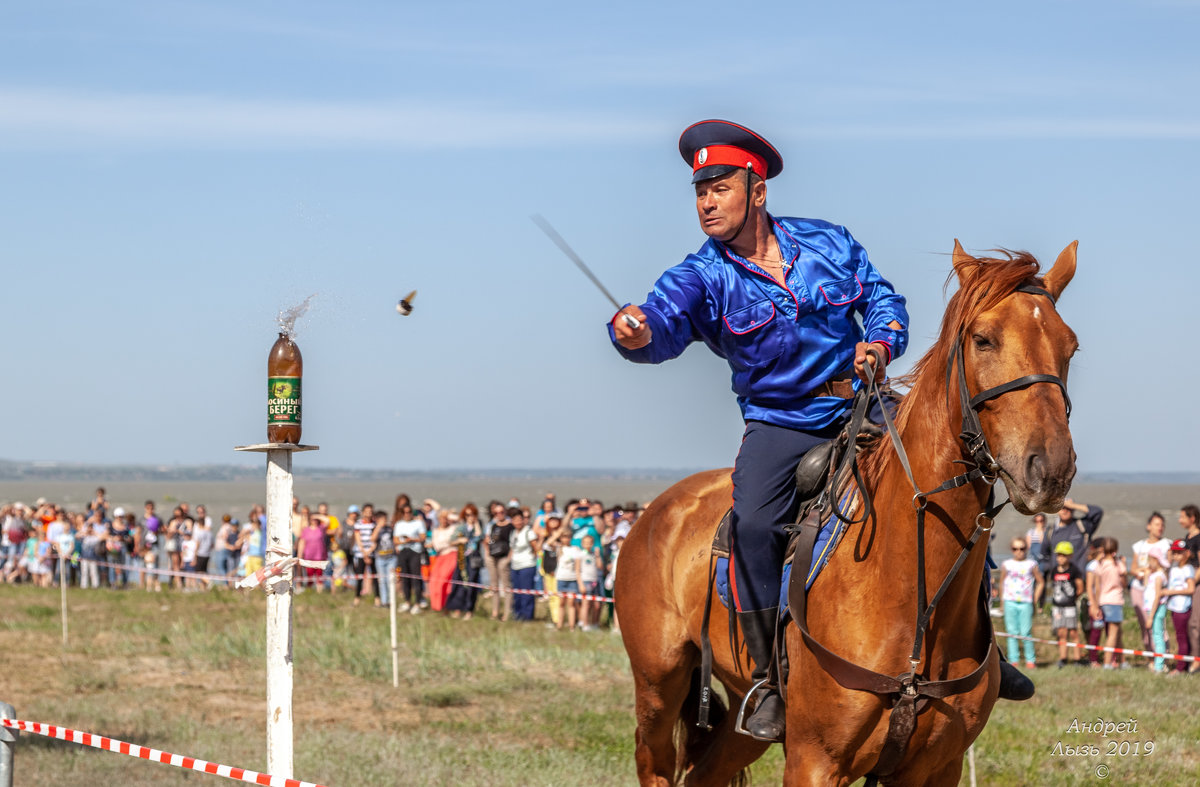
[790,282,1070,778]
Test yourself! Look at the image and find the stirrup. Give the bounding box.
[733,677,771,738]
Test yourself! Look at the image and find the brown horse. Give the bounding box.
[615,240,1079,786]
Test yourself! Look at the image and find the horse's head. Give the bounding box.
[952,240,1078,514]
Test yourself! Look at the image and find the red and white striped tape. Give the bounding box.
[994,630,1196,663]
[0,718,328,787]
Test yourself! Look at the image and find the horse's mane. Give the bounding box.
[859,249,1045,480]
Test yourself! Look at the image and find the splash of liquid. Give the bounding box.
[277,293,317,337]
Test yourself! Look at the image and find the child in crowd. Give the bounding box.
[578,533,603,632]
[555,533,583,632]
[1164,541,1196,674]
[181,527,198,589]
[330,545,349,592]
[999,537,1043,669]
[1141,553,1169,673]
[1084,541,1104,665]
[1048,541,1084,667]
[141,523,160,592]
[1091,537,1127,669]
[1130,512,1170,650]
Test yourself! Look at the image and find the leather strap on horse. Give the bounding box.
[697,517,735,731]
[698,548,718,730]
[948,284,1071,477]
[785,354,1009,778]
[789,509,995,778]
[775,280,1068,778]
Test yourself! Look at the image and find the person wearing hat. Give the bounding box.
[1048,541,1085,667]
[1039,498,1103,576]
[609,119,910,741]
[1163,539,1195,673]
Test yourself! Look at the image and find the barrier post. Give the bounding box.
[235,442,318,779]
[0,701,15,787]
[389,571,399,688]
[59,556,68,648]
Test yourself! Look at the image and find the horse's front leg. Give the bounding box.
[887,756,964,787]
[781,743,856,787]
[682,686,770,787]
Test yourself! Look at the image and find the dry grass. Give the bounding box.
[3,586,1196,785]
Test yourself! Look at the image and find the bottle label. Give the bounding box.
[268,376,302,424]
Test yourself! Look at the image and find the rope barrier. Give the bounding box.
[0,718,328,787]
[994,630,1196,663]
[79,561,616,603]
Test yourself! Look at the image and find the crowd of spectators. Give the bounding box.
[0,488,640,632]
[996,500,1200,674]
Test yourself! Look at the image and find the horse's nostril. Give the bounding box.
[1025,452,1045,489]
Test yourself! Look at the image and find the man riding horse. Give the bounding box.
[609,119,1032,742]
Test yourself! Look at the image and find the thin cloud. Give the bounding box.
[793,117,1200,140]
[2,86,1197,151]
[0,86,667,150]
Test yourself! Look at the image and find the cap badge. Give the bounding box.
[697,147,708,165]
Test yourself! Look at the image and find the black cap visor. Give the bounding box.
[691,164,741,185]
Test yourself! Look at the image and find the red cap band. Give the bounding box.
[692,144,768,178]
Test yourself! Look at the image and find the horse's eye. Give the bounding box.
[972,334,993,351]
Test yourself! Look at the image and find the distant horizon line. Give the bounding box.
[1,459,1198,485]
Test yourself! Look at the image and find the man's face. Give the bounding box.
[1058,507,1072,523]
[695,171,757,241]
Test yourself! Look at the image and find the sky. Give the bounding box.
[2,0,1199,473]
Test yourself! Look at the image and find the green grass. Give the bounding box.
[1,586,1195,785]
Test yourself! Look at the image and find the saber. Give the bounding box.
[532,214,641,329]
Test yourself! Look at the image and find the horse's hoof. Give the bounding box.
[998,661,1036,701]
[744,691,786,742]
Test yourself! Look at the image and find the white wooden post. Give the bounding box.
[59,555,68,647]
[235,442,318,779]
[390,571,399,689]
[0,700,15,787]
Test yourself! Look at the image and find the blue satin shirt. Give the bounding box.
[608,216,909,431]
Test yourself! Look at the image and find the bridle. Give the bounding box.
[868,280,1071,669]
[950,283,1072,482]
[788,280,1073,780]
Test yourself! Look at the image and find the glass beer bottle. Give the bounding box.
[267,332,302,443]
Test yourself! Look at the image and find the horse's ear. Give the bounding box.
[952,239,973,285]
[1043,240,1078,301]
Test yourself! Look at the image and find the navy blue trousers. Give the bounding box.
[512,566,538,620]
[730,400,887,612]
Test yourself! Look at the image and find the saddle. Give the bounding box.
[699,379,998,783]
[697,408,881,731]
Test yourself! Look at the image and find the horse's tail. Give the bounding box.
[673,668,750,787]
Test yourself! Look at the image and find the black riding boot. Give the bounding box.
[997,654,1035,701]
[736,607,785,742]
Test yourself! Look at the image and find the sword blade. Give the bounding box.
[531,214,627,314]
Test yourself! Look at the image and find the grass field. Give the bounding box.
[2,585,1197,786]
